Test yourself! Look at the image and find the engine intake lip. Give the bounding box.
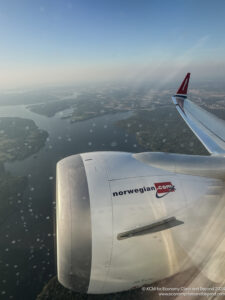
[56,154,92,293]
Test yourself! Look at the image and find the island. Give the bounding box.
[0,117,48,162]
[27,99,77,117]
[27,95,126,122]
[65,97,124,123]
[0,117,48,225]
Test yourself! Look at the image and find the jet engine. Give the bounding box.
[56,151,225,294]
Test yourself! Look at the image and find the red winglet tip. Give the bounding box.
[176,73,191,95]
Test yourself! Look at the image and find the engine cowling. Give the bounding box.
[56,154,92,293]
[56,152,225,294]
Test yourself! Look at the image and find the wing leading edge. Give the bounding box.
[172,73,225,155]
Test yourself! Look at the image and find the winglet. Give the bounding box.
[176,73,191,96]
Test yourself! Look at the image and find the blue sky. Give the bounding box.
[0,0,225,88]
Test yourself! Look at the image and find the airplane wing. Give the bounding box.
[172,73,225,155]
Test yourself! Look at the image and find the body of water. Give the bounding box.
[0,105,146,300]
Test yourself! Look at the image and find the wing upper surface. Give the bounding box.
[172,73,225,155]
[172,97,225,155]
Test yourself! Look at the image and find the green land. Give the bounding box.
[27,93,127,122]
[67,98,122,122]
[0,117,48,226]
[116,106,209,155]
[27,99,76,117]
[0,117,48,162]
[0,168,27,226]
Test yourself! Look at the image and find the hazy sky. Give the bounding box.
[0,0,225,88]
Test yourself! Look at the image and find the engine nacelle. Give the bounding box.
[56,154,92,293]
[56,152,225,294]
